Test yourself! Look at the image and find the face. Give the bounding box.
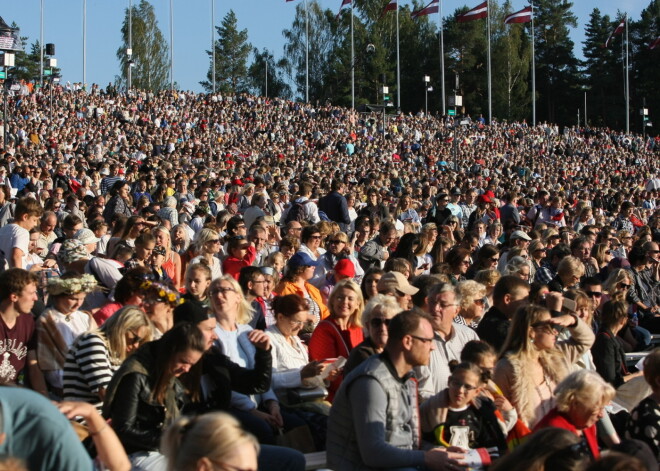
[381,230,397,247]
[568,399,606,430]
[13,282,38,315]
[26,214,40,231]
[364,273,382,298]
[300,265,316,281]
[169,348,203,377]
[583,284,602,307]
[457,257,471,275]
[575,243,591,261]
[368,310,394,349]
[249,275,267,298]
[328,237,346,255]
[136,242,155,261]
[212,441,258,471]
[280,245,295,260]
[485,253,499,268]
[210,281,241,317]
[518,265,530,282]
[187,270,211,298]
[197,317,218,350]
[53,291,86,315]
[407,318,436,367]
[463,296,485,321]
[394,290,413,310]
[448,370,481,409]
[125,325,149,354]
[276,310,308,337]
[307,233,322,250]
[155,231,168,247]
[41,216,57,233]
[530,313,559,350]
[173,227,186,242]
[205,237,221,254]
[428,290,459,332]
[332,287,359,319]
[647,243,660,263]
[287,223,302,237]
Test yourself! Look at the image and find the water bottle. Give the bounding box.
[631,311,639,328]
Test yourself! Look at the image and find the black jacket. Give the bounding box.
[592,329,627,388]
[318,191,351,231]
[476,307,510,353]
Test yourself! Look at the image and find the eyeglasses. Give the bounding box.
[208,239,221,244]
[449,378,478,391]
[585,291,602,298]
[213,462,256,471]
[488,257,499,262]
[329,240,345,245]
[211,287,236,295]
[619,283,631,289]
[309,235,322,240]
[461,260,471,266]
[370,317,391,328]
[287,319,305,326]
[410,334,434,344]
[474,298,486,306]
[648,250,660,254]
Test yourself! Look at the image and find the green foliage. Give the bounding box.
[201,10,252,94]
[630,0,660,133]
[247,48,291,99]
[116,0,170,91]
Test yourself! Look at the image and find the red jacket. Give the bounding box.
[222,245,257,280]
[534,408,600,459]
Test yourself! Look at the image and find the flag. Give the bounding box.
[605,18,625,48]
[411,0,439,18]
[336,0,351,19]
[457,1,488,23]
[504,6,532,24]
[650,36,660,50]
[381,0,397,18]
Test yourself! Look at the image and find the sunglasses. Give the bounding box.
[370,317,391,328]
[585,291,602,297]
[474,298,486,306]
[127,331,144,345]
[329,239,345,245]
[619,283,631,289]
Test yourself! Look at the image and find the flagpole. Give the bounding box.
[625,14,629,134]
[211,0,215,93]
[40,0,44,87]
[486,0,491,124]
[170,0,174,90]
[351,0,355,109]
[305,0,309,103]
[83,0,87,89]
[396,0,401,109]
[439,1,445,114]
[531,2,536,126]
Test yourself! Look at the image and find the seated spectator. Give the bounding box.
[454,280,487,329]
[625,348,660,461]
[377,270,419,310]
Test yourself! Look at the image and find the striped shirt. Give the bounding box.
[63,332,118,412]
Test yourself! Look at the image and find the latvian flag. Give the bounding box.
[381,0,397,18]
[336,0,351,19]
[411,0,439,19]
[605,18,625,47]
[504,6,532,24]
[650,36,660,50]
[457,1,488,23]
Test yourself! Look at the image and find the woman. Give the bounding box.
[102,323,206,470]
[344,294,402,375]
[391,233,423,275]
[591,243,613,282]
[528,240,547,273]
[562,290,598,371]
[360,267,384,302]
[319,231,363,284]
[171,224,191,256]
[102,180,133,223]
[454,280,486,329]
[93,266,150,325]
[473,269,500,311]
[190,228,223,280]
[153,225,182,289]
[483,221,503,246]
[308,280,365,401]
[547,256,585,293]
[493,304,595,428]
[37,273,99,396]
[211,276,307,448]
[394,194,421,227]
[534,369,616,459]
[466,244,499,279]
[63,305,152,412]
[573,207,594,233]
[140,279,183,338]
[108,215,148,258]
[503,256,532,283]
[279,236,301,263]
[443,247,471,285]
[162,412,259,471]
[298,225,326,287]
[274,252,330,327]
[157,196,179,228]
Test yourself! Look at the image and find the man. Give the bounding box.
[282,182,320,224]
[243,194,268,229]
[459,188,477,229]
[497,230,532,272]
[99,164,122,195]
[476,276,531,352]
[35,211,58,259]
[446,187,464,226]
[428,192,453,226]
[0,197,42,270]
[499,191,521,227]
[319,180,351,230]
[248,225,271,266]
[0,269,46,393]
[377,271,419,310]
[359,221,397,270]
[581,276,604,329]
[284,220,303,241]
[417,283,479,398]
[525,189,549,227]
[239,267,268,330]
[327,310,465,471]
[570,236,599,279]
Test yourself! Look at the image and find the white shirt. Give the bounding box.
[0,223,29,270]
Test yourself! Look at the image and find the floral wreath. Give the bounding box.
[48,274,99,296]
[139,280,183,307]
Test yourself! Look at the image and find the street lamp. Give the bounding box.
[423,75,430,115]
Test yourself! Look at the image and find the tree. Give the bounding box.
[201,10,252,93]
[532,0,581,124]
[630,0,660,133]
[247,48,291,99]
[116,0,169,91]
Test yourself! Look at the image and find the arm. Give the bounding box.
[591,335,618,385]
[554,316,596,364]
[209,346,273,395]
[27,350,48,396]
[10,247,24,269]
[77,336,114,399]
[348,377,426,468]
[308,322,338,361]
[108,372,162,451]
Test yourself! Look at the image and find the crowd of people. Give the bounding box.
[1,81,660,471]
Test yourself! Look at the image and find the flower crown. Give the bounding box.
[48,274,99,296]
[139,280,183,307]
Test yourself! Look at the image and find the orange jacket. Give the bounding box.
[274,280,330,320]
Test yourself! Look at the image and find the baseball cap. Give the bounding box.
[334,259,355,279]
[377,271,419,296]
[74,228,100,245]
[288,252,319,268]
[510,230,532,241]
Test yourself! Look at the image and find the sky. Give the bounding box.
[0,0,649,94]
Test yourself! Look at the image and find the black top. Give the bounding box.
[476,306,510,353]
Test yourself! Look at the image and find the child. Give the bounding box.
[221,235,257,280]
[89,219,109,256]
[625,348,660,460]
[150,245,172,285]
[182,262,212,309]
[123,232,156,271]
[421,362,510,454]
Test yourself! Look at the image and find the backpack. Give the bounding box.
[285,200,310,224]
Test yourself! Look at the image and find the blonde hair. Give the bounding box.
[96,305,152,363]
[603,268,632,298]
[210,276,254,325]
[554,370,616,413]
[474,269,501,288]
[557,256,585,279]
[162,412,259,471]
[152,225,173,259]
[193,228,220,253]
[328,279,364,328]
[457,280,487,311]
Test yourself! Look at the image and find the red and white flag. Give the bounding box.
[457,1,488,23]
[605,18,625,47]
[411,0,439,19]
[381,0,397,17]
[504,6,532,24]
[336,0,352,19]
[650,36,660,50]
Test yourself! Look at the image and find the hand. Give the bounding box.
[300,360,323,379]
[550,314,578,328]
[57,400,96,421]
[494,395,513,412]
[247,330,271,351]
[265,400,284,428]
[249,409,280,430]
[382,249,390,261]
[424,447,467,471]
[324,366,342,383]
[544,292,563,312]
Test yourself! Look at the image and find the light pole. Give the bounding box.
[2,52,15,149]
[423,75,430,115]
[264,58,268,98]
[128,0,132,90]
[211,0,215,93]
